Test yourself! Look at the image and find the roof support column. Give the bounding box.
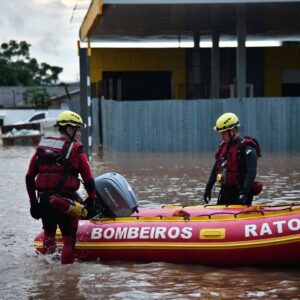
[236,5,247,98]
[211,28,220,99]
[192,34,201,99]
[79,44,92,159]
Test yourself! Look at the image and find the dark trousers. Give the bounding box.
[39,193,78,242]
[39,192,78,263]
[217,187,253,205]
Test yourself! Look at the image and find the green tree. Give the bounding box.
[22,86,51,109]
[1,40,30,61]
[0,40,63,86]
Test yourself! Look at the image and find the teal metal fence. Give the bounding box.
[98,97,300,152]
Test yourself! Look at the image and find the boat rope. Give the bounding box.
[234,210,264,217]
[90,204,300,222]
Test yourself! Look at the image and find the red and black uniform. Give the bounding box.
[26,137,96,263]
[206,136,260,205]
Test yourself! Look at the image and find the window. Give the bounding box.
[29,113,45,122]
[102,71,172,100]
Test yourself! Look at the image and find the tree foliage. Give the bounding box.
[0,40,63,86]
[22,86,51,109]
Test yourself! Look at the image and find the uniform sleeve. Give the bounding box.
[206,162,217,190]
[77,150,96,199]
[240,145,257,196]
[25,153,39,203]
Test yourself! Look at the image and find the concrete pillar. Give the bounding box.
[211,29,220,99]
[79,47,92,159]
[236,5,247,98]
[192,34,201,99]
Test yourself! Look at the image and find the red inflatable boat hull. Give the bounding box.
[34,204,300,266]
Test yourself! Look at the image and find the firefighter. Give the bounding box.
[204,112,262,206]
[26,110,96,264]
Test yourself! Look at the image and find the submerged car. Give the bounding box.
[14,111,57,128]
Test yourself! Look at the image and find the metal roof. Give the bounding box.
[80,0,300,43]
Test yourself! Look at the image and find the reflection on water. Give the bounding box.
[90,151,300,207]
[0,146,300,299]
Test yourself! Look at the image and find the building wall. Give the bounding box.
[185,47,265,98]
[89,48,186,99]
[0,84,80,107]
[264,47,300,96]
[89,46,300,99]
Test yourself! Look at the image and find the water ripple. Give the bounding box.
[1,149,300,299]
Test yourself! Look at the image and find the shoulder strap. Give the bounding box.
[55,141,76,193]
[215,140,226,159]
[240,136,261,157]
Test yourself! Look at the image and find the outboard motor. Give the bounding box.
[95,172,139,217]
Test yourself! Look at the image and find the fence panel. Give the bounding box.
[99,98,300,152]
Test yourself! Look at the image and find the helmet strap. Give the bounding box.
[65,126,77,141]
[228,128,237,143]
[227,129,233,143]
[228,127,239,143]
[70,127,77,141]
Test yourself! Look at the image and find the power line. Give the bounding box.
[70,0,91,24]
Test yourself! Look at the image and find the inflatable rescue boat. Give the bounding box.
[34,173,300,267]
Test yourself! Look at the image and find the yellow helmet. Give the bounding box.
[55,110,86,128]
[214,112,240,132]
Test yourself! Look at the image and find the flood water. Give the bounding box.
[1,142,300,299]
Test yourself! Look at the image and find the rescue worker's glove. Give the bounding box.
[83,197,98,219]
[204,185,212,204]
[69,201,88,218]
[84,197,95,214]
[239,194,249,206]
[84,197,95,207]
[30,200,40,220]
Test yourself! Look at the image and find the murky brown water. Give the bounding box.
[1,144,300,299]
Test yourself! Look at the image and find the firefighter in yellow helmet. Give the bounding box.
[26,110,96,264]
[56,110,87,129]
[204,112,262,206]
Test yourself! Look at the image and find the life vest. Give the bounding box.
[215,136,261,188]
[34,137,83,193]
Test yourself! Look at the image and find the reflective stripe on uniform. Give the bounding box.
[39,139,65,149]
